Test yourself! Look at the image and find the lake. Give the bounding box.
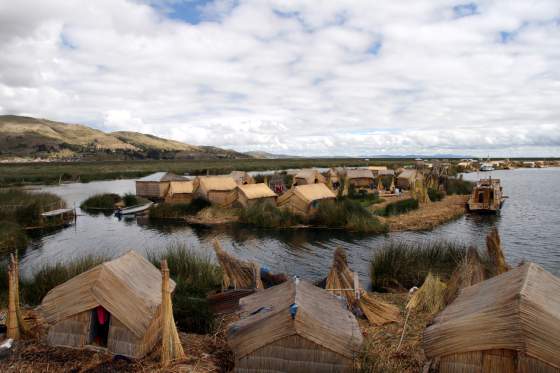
[18,167,560,285]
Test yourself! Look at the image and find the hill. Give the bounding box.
[0,115,249,160]
[244,151,298,159]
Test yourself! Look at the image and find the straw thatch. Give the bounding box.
[486,227,509,275]
[194,176,238,207]
[406,273,446,314]
[396,169,418,190]
[230,171,255,185]
[38,251,176,358]
[325,248,400,326]
[444,247,486,305]
[423,263,560,372]
[160,260,184,367]
[227,279,363,373]
[136,172,187,199]
[293,169,326,185]
[212,240,263,290]
[164,180,194,204]
[277,183,336,216]
[236,183,277,208]
[346,169,375,188]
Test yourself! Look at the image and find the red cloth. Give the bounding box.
[96,306,107,325]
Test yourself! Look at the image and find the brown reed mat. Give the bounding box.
[486,227,509,275]
[359,292,429,373]
[0,311,235,373]
[212,240,263,290]
[326,247,400,326]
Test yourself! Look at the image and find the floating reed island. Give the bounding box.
[136,162,474,233]
[1,229,559,372]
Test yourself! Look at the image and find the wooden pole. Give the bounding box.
[7,254,19,340]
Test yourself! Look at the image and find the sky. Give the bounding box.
[0,0,559,157]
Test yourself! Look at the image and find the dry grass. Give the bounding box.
[407,273,447,314]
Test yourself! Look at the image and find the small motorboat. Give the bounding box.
[114,202,153,216]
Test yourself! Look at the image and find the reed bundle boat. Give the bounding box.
[467,177,505,213]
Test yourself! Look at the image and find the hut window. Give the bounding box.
[88,306,111,347]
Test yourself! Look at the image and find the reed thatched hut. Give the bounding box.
[227,279,363,372]
[194,176,238,207]
[236,183,277,208]
[346,169,375,189]
[277,183,336,217]
[396,169,419,190]
[164,180,194,204]
[38,251,175,358]
[327,167,344,190]
[293,169,326,186]
[423,262,560,373]
[367,166,388,176]
[135,172,188,200]
[230,171,255,185]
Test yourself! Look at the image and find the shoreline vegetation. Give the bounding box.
[80,192,150,211]
[0,189,68,253]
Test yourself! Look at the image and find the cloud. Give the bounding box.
[0,0,559,156]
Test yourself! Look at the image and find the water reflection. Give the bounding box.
[18,168,560,283]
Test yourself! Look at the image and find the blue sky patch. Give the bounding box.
[452,3,479,18]
[367,41,382,56]
[59,32,77,49]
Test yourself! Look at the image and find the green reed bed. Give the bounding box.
[428,188,445,202]
[446,177,474,195]
[149,198,210,219]
[237,201,302,228]
[376,198,419,217]
[370,240,468,291]
[148,244,222,333]
[312,199,388,234]
[80,193,150,210]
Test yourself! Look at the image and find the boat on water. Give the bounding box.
[467,178,505,213]
[479,163,494,172]
[114,202,153,216]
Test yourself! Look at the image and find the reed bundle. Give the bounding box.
[212,240,263,290]
[326,247,400,325]
[407,273,446,314]
[161,259,185,367]
[412,178,431,204]
[444,247,486,305]
[7,253,29,339]
[486,227,509,275]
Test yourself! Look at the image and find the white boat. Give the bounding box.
[480,163,494,172]
[114,202,153,216]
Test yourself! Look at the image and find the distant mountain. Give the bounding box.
[244,151,300,159]
[0,115,250,160]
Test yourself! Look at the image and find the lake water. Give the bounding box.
[18,168,560,284]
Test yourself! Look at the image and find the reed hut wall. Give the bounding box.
[347,177,374,188]
[136,180,170,199]
[396,170,418,190]
[237,193,276,208]
[235,334,353,373]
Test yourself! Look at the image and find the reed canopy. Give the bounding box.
[135,172,187,200]
[236,183,277,208]
[164,180,194,204]
[227,279,363,373]
[423,262,560,373]
[193,176,238,207]
[277,183,336,217]
[345,169,375,188]
[38,251,176,358]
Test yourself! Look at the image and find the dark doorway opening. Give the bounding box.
[478,192,484,203]
[89,306,111,347]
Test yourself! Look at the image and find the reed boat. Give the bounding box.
[467,178,505,213]
[114,201,153,216]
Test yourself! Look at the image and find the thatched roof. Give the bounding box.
[293,183,336,203]
[196,176,238,191]
[367,166,387,171]
[237,183,277,200]
[346,169,374,180]
[228,279,362,359]
[138,172,186,182]
[38,251,175,338]
[423,263,560,367]
[294,169,325,184]
[168,180,193,195]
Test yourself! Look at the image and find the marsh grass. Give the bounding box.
[80,193,121,210]
[0,189,64,227]
[237,201,302,228]
[376,198,419,216]
[428,188,445,202]
[0,221,28,253]
[148,244,222,333]
[446,177,474,195]
[149,198,210,219]
[370,240,467,291]
[312,199,388,233]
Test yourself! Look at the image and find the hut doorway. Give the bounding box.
[89,306,111,347]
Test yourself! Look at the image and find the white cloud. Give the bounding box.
[0,0,559,156]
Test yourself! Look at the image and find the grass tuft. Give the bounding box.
[446,177,474,195]
[80,193,121,210]
[237,201,302,228]
[312,199,388,233]
[149,198,210,219]
[376,198,419,216]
